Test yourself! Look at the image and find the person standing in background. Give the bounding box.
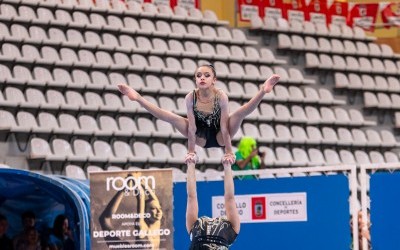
[13,211,37,250]
[47,214,74,250]
[231,137,266,180]
[15,227,41,250]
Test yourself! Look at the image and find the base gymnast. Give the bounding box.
[185,155,240,249]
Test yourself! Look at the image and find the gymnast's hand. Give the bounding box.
[222,153,236,165]
[185,152,198,164]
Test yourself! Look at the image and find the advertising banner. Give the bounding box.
[305,0,328,24]
[284,0,306,23]
[263,0,285,19]
[327,0,348,26]
[347,3,379,31]
[212,192,307,223]
[176,0,199,9]
[126,0,198,9]
[380,2,400,28]
[127,0,145,4]
[238,0,262,21]
[90,170,173,250]
[151,0,170,6]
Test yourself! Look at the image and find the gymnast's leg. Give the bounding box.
[227,74,280,137]
[118,84,189,137]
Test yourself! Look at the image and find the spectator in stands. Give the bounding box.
[118,65,280,164]
[13,211,37,249]
[0,213,13,250]
[231,136,266,180]
[47,215,74,250]
[185,153,240,249]
[99,172,163,249]
[15,227,41,250]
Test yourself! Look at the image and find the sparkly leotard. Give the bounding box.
[193,90,222,148]
[189,216,238,250]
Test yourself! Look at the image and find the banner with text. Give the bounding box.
[176,0,199,9]
[263,0,285,19]
[90,170,173,250]
[347,3,379,31]
[240,0,396,31]
[212,192,307,223]
[151,0,171,6]
[238,0,262,21]
[327,0,348,26]
[284,0,306,22]
[380,2,400,28]
[125,0,198,9]
[305,0,328,25]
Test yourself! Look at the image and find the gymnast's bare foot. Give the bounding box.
[263,74,280,93]
[118,84,141,101]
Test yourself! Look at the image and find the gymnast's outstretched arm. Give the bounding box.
[222,159,241,234]
[186,160,199,234]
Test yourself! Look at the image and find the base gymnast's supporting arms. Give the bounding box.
[185,155,240,249]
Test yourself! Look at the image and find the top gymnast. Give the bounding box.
[118,64,280,164]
